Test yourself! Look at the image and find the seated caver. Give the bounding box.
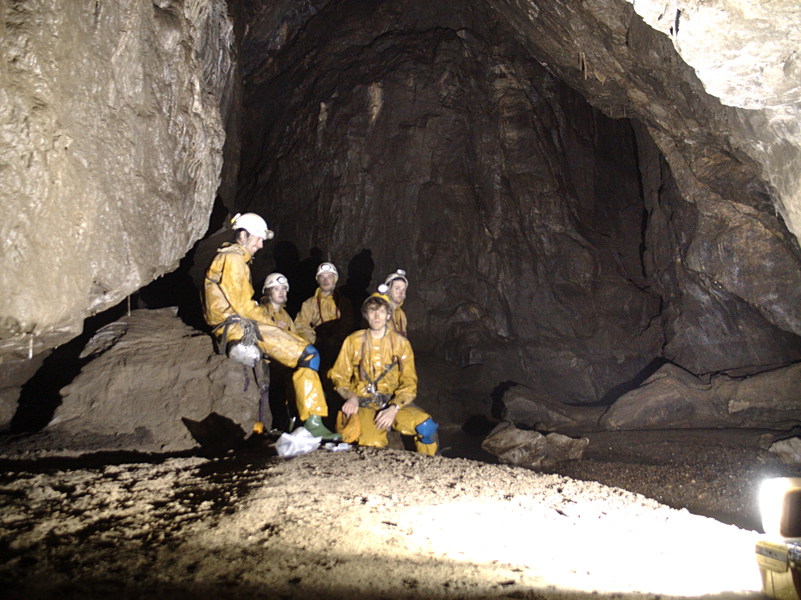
[202,213,340,441]
[259,272,299,431]
[260,273,297,334]
[328,293,438,455]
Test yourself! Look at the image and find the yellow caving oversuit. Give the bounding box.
[203,243,329,424]
[328,328,437,455]
[261,299,298,334]
[294,288,344,344]
[389,303,407,338]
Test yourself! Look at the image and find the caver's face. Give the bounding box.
[242,233,264,256]
[268,285,288,305]
[366,304,391,332]
[387,280,407,305]
[318,272,336,292]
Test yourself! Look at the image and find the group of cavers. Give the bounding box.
[203,212,439,455]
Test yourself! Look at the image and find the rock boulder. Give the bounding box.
[51,308,260,453]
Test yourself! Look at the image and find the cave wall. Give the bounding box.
[0,0,234,358]
[237,0,664,403]
[234,0,801,402]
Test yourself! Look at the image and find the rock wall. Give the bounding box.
[0,0,234,359]
[233,0,801,402]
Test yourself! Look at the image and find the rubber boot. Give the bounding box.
[303,414,342,441]
[414,440,438,456]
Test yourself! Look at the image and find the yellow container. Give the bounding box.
[757,477,801,600]
[756,540,800,600]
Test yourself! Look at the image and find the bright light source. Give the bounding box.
[759,477,801,539]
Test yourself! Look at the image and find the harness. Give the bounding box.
[315,290,342,326]
[357,331,400,409]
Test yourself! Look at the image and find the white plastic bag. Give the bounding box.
[275,427,321,457]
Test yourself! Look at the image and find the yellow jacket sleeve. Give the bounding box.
[204,245,267,327]
[391,334,417,407]
[294,297,318,344]
[328,332,359,396]
[391,306,408,337]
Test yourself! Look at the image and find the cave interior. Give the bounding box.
[5,0,801,446]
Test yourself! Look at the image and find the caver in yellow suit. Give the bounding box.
[261,298,297,334]
[294,287,343,344]
[389,303,407,338]
[328,327,438,454]
[378,269,409,337]
[294,262,355,346]
[203,242,339,439]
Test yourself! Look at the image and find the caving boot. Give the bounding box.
[414,441,438,456]
[303,414,342,441]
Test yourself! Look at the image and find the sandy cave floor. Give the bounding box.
[1,354,800,599]
[1,423,799,600]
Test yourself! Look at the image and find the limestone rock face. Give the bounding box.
[53,308,259,453]
[0,1,234,359]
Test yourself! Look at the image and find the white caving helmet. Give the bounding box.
[316,262,339,282]
[378,268,408,294]
[263,272,290,294]
[231,212,274,240]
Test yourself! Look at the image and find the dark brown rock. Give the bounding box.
[482,421,589,467]
[600,362,801,430]
[51,308,260,453]
[499,383,605,432]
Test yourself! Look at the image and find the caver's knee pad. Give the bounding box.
[298,345,320,371]
[415,418,438,444]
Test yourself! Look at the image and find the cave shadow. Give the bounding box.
[597,356,669,405]
[182,413,248,457]
[489,380,517,420]
[10,299,134,433]
[339,248,375,328]
[283,245,323,318]
[0,448,197,474]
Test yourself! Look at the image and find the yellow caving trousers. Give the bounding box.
[354,403,437,455]
[215,320,328,422]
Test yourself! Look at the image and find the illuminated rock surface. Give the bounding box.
[0,1,234,358]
